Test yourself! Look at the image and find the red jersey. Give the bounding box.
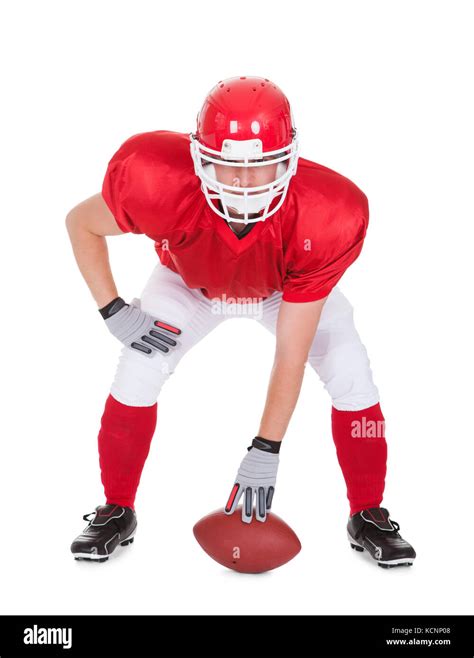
[101,131,369,303]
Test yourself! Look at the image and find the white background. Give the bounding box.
[1,0,473,615]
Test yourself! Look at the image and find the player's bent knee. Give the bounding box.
[109,347,175,407]
[329,374,380,411]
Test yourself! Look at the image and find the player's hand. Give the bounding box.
[224,437,281,523]
[99,296,181,357]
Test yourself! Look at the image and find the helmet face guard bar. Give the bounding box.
[190,134,299,224]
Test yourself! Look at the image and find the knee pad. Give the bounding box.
[110,346,177,407]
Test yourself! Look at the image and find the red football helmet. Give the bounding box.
[190,76,299,224]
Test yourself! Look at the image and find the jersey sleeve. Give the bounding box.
[101,143,143,234]
[282,192,369,303]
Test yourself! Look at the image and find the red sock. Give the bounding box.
[98,394,157,510]
[331,403,387,516]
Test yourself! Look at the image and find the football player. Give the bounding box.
[67,76,415,568]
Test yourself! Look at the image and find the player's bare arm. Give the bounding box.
[65,192,124,308]
[259,297,327,441]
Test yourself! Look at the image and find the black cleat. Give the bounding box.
[71,504,137,562]
[347,507,416,568]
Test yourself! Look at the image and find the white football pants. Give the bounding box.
[110,261,380,411]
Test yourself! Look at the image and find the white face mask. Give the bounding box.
[190,135,299,224]
[202,162,288,217]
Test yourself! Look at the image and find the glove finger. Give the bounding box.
[242,487,254,524]
[153,319,182,336]
[266,486,275,510]
[224,482,244,515]
[149,328,178,349]
[140,332,171,353]
[130,341,155,358]
[256,486,267,523]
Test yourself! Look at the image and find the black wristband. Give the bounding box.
[99,296,127,320]
[248,436,282,454]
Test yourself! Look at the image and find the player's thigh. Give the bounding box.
[258,286,354,335]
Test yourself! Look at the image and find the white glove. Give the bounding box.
[100,296,181,357]
[224,437,281,523]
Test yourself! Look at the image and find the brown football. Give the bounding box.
[193,506,301,573]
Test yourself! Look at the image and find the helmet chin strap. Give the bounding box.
[203,163,286,218]
[225,195,267,216]
[217,200,260,224]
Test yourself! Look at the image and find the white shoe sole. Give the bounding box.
[347,531,415,567]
